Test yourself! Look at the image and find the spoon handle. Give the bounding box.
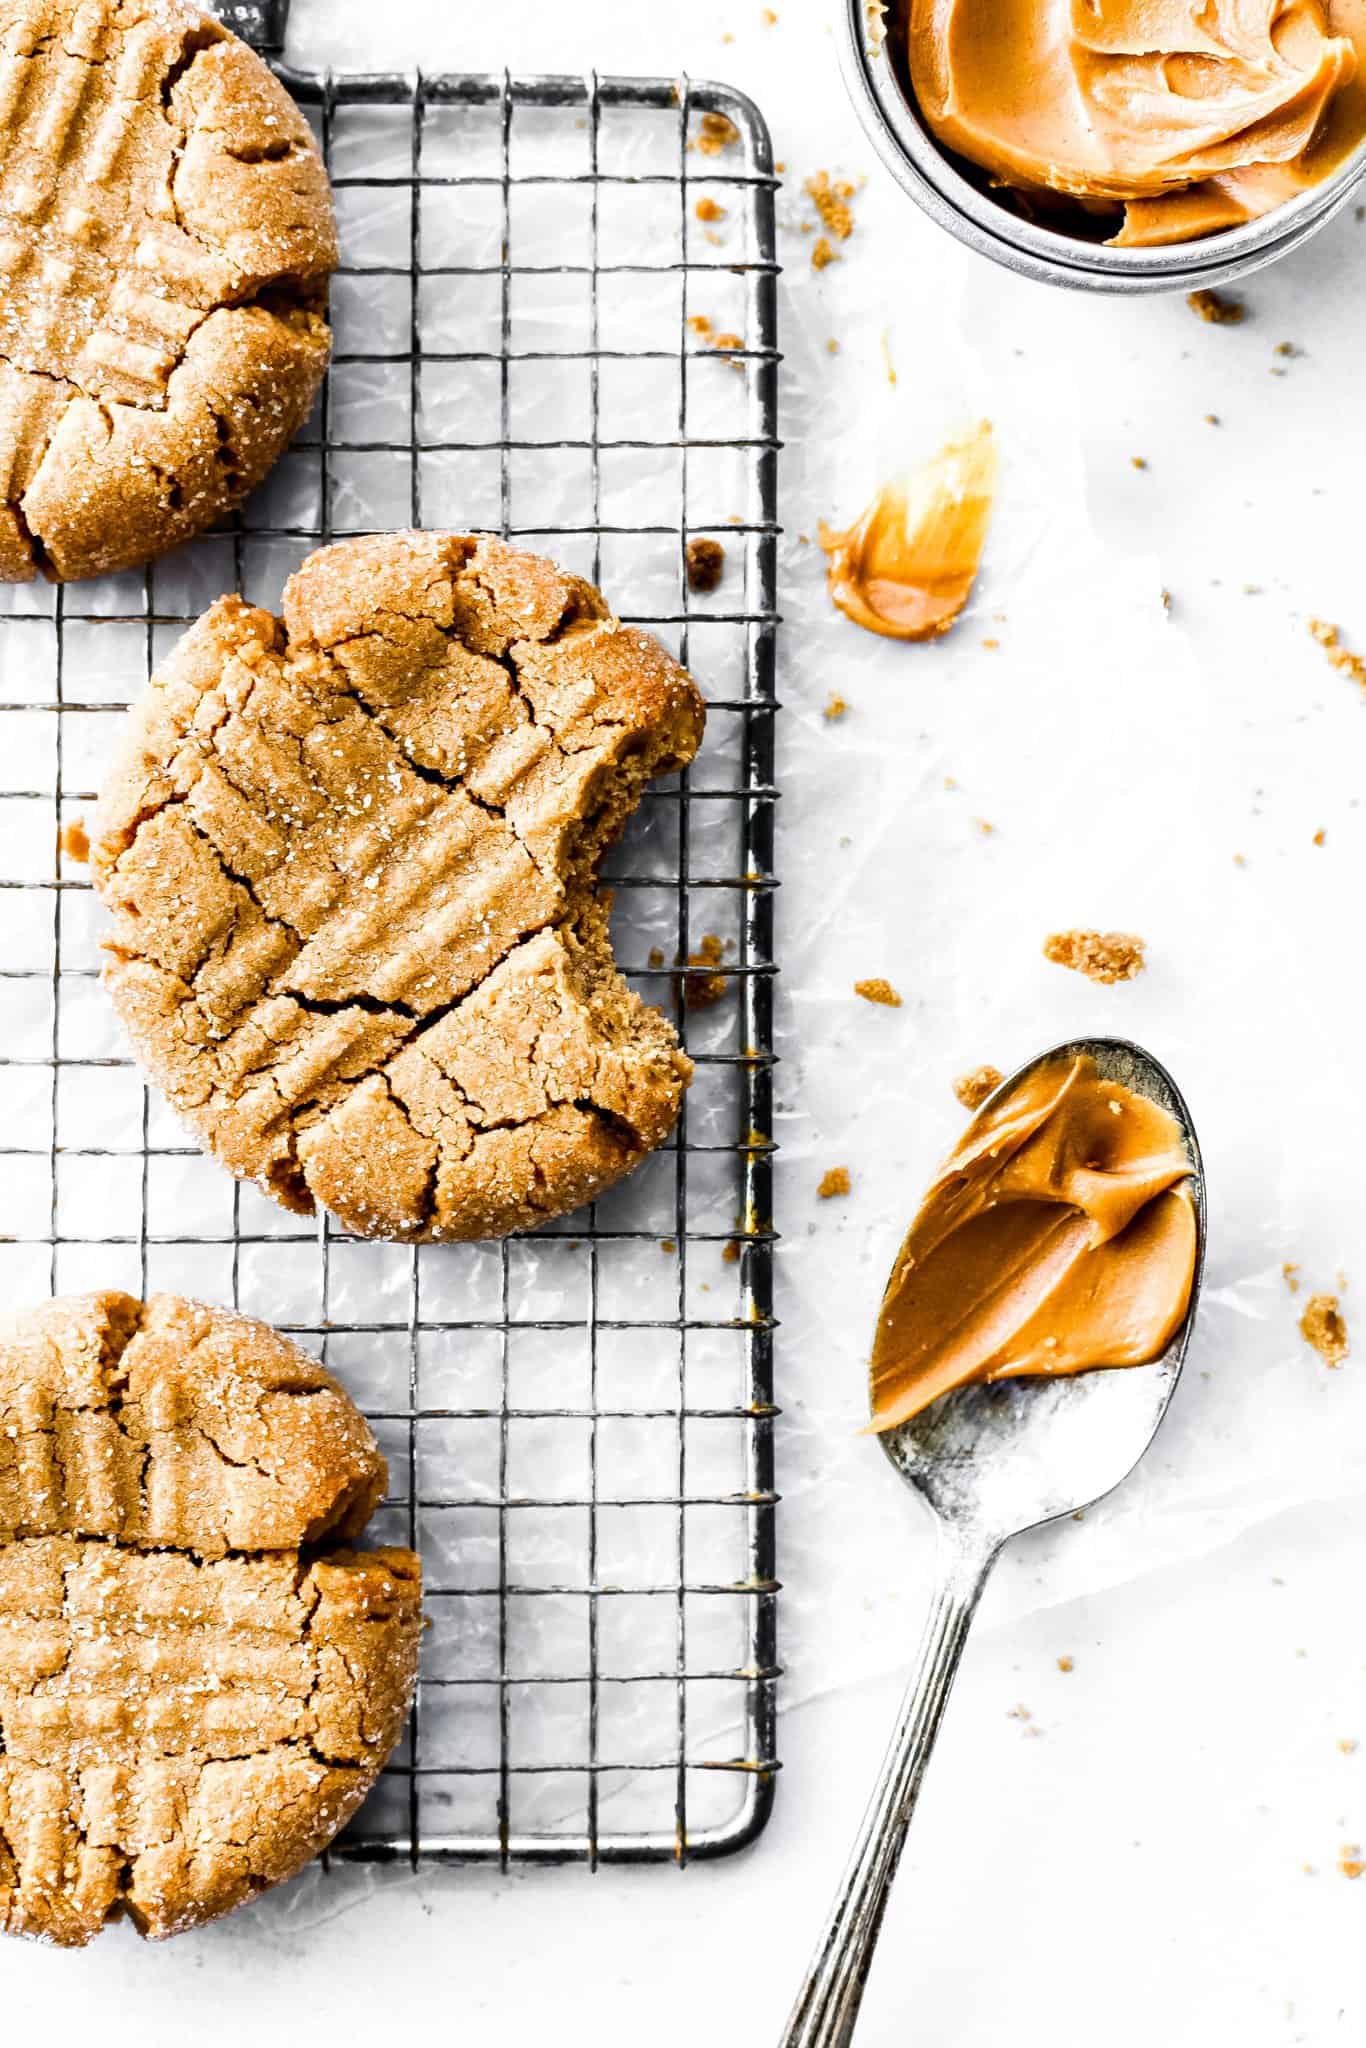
[779,1526,997,2048]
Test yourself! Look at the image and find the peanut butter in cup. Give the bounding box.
[903,0,1366,247]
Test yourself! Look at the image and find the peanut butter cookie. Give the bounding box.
[90,531,706,1240]
[0,0,336,581]
[0,1291,420,1946]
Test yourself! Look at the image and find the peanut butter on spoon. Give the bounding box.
[904,0,1366,247]
[870,1053,1197,1433]
[818,421,996,641]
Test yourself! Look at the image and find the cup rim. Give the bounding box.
[844,0,1366,289]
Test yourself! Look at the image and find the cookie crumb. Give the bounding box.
[817,1166,851,1199]
[695,111,740,156]
[1313,828,1326,846]
[60,817,89,863]
[681,932,729,1010]
[1042,929,1146,984]
[1340,1845,1364,1880]
[822,693,848,720]
[953,1064,1003,1110]
[1283,1261,1301,1294]
[1309,618,1366,688]
[687,312,714,339]
[880,327,897,386]
[686,536,726,593]
[805,170,855,241]
[853,976,901,1007]
[1300,1292,1349,1368]
[1187,288,1245,324]
[1131,455,1149,471]
[660,1238,676,1255]
[812,236,840,271]
[695,196,726,223]
[1056,1655,1074,1673]
[1339,1737,1359,1755]
[712,330,744,351]
[762,5,778,19]
[722,1238,740,1264]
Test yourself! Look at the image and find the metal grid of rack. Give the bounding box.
[0,65,779,1864]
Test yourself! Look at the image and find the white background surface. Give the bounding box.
[7,1,1366,2041]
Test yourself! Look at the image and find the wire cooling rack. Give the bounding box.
[0,44,779,1866]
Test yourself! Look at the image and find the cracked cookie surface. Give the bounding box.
[91,530,706,1240]
[0,0,336,581]
[0,1291,420,1946]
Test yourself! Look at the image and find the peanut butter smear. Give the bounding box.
[903,0,1366,247]
[870,1054,1197,1433]
[818,422,996,641]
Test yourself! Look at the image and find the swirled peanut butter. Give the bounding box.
[903,0,1366,247]
[870,1054,1196,1432]
[818,422,996,641]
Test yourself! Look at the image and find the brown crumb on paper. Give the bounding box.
[722,1238,740,1264]
[1131,456,1149,471]
[686,537,726,593]
[1340,1845,1365,1880]
[695,196,726,223]
[823,693,848,720]
[1043,929,1146,984]
[60,817,89,863]
[1057,1655,1074,1673]
[817,1166,851,1199]
[712,331,744,351]
[853,977,902,1008]
[687,313,713,339]
[812,236,840,271]
[695,111,740,156]
[762,4,778,19]
[954,1064,1003,1111]
[1313,828,1326,846]
[1300,1292,1349,1368]
[1283,1261,1301,1294]
[680,932,729,1010]
[1187,288,1246,324]
[805,171,855,241]
[660,1238,676,1255]
[1309,618,1366,688]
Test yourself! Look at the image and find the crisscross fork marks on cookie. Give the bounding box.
[90,531,707,1241]
[0,1292,421,1946]
[0,0,336,579]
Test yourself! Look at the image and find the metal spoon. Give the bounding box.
[780,1036,1206,2047]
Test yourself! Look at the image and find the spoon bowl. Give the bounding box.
[782,1036,1206,2048]
[880,1035,1206,1551]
